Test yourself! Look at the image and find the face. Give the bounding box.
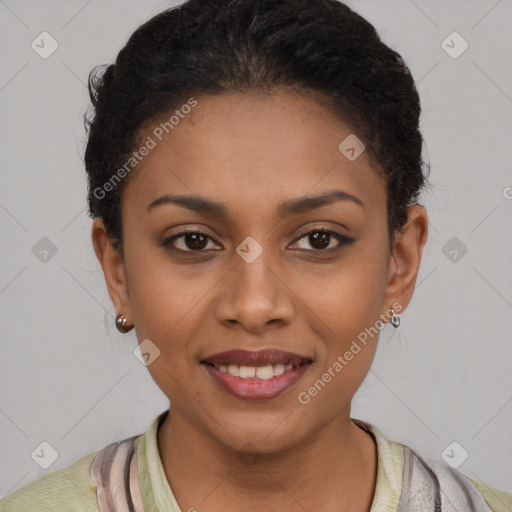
[93,90,427,453]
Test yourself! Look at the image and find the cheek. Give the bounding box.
[294,249,387,331]
[295,270,383,414]
[128,273,200,348]
[291,242,387,379]
[122,240,190,342]
[125,259,202,394]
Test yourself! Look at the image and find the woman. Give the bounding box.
[1,0,510,510]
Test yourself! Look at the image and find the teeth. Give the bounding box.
[227,364,239,377]
[273,364,285,376]
[214,363,300,379]
[256,365,274,380]
[239,365,256,378]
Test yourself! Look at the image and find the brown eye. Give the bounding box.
[308,231,331,250]
[291,229,354,252]
[163,227,354,256]
[164,231,220,252]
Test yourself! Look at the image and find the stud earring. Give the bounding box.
[115,314,133,334]
[390,308,400,328]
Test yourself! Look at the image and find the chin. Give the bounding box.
[208,412,309,455]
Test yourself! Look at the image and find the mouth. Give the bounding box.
[200,349,313,400]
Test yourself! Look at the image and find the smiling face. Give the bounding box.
[92,89,427,454]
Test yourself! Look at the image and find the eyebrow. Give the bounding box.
[146,189,364,218]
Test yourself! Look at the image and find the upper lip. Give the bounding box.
[201,349,312,368]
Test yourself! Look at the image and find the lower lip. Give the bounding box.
[202,363,311,400]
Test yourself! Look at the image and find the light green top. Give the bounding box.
[1,411,510,511]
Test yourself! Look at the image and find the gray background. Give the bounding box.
[1,0,511,499]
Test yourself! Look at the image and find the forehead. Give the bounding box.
[124,90,386,218]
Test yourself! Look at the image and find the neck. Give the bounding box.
[157,408,378,512]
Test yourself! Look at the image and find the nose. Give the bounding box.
[215,252,295,334]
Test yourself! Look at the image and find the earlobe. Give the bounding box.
[383,205,429,318]
[91,218,133,325]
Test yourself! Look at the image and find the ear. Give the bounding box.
[91,218,133,324]
[382,205,429,318]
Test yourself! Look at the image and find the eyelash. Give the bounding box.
[162,227,355,255]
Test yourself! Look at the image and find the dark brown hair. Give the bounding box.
[84,0,430,256]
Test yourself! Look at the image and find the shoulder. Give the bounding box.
[401,445,512,512]
[468,477,512,512]
[0,450,100,512]
[355,419,512,512]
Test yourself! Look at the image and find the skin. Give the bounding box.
[92,89,428,511]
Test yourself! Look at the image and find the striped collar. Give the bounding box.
[90,410,494,511]
[136,411,405,511]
